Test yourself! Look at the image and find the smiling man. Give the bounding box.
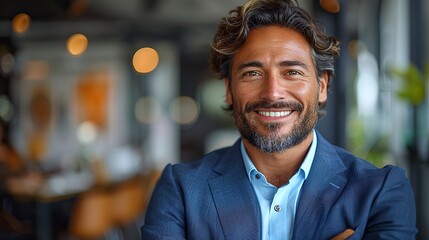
[141,0,417,239]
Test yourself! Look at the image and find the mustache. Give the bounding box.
[244,100,303,113]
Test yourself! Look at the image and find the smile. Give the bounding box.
[258,111,291,117]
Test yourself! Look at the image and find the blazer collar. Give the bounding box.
[208,139,261,240]
[292,132,348,239]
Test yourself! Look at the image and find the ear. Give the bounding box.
[318,72,328,103]
[224,78,232,105]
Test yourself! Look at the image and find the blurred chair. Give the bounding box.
[111,177,145,224]
[68,189,113,240]
[0,209,33,238]
[110,169,162,224]
[110,169,161,239]
[67,169,162,240]
[110,177,146,239]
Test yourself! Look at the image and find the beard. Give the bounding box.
[232,98,319,153]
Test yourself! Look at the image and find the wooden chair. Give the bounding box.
[141,169,162,210]
[110,169,162,225]
[0,209,33,235]
[68,189,113,240]
[67,169,162,239]
[111,177,146,225]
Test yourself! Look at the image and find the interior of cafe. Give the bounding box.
[0,0,428,239]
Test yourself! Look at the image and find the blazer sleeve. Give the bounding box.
[141,164,187,240]
[363,166,418,239]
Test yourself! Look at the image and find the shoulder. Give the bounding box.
[314,134,417,238]
[160,142,238,181]
[317,132,403,174]
[333,144,407,182]
[332,148,417,237]
[316,133,410,188]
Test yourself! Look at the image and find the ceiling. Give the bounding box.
[0,0,317,40]
[0,0,270,59]
[0,0,249,40]
[0,0,245,22]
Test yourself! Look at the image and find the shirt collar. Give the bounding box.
[241,129,317,181]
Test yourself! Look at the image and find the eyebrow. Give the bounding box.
[279,60,309,70]
[237,61,263,71]
[237,60,309,71]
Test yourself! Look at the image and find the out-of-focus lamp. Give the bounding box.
[132,47,159,74]
[67,33,88,56]
[320,0,340,13]
[12,13,31,33]
[77,121,98,144]
[135,97,162,124]
[170,96,199,125]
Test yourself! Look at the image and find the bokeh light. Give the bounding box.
[170,96,199,125]
[132,47,159,74]
[77,121,99,144]
[0,95,14,121]
[0,53,15,76]
[12,13,31,33]
[320,0,340,13]
[67,33,88,56]
[198,79,227,119]
[135,97,162,124]
[67,0,89,17]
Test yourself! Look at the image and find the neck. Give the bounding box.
[243,131,314,188]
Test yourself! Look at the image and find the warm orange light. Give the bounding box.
[132,47,159,74]
[67,33,88,56]
[320,0,340,13]
[12,13,31,33]
[67,0,89,17]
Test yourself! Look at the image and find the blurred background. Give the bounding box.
[0,0,427,239]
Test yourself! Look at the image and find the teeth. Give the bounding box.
[259,111,291,117]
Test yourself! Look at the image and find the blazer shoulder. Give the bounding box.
[167,142,238,178]
[331,144,409,185]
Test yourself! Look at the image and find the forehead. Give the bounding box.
[232,26,314,69]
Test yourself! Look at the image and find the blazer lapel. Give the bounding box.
[208,140,261,240]
[293,134,348,239]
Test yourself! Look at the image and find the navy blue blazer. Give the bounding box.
[141,133,417,239]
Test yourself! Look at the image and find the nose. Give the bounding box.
[258,74,285,101]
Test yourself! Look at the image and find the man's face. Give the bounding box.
[225,26,328,153]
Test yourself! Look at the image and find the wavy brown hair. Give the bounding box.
[209,0,340,117]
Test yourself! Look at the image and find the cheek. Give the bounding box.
[228,83,256,105]
[288,83,322,108]
[288,82,313,100]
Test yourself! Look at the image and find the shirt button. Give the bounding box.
[274,205,281,212]
[255,174,261,180]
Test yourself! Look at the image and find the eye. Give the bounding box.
[286,70,301,76]
[243,70,260,77]
[240,70,262,80]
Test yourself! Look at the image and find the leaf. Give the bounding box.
[390,64,426,105]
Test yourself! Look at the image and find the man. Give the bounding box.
[141,0,417,239]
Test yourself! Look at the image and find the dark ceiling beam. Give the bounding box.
[143,0,161,11]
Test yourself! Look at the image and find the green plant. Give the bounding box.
[389,64,429,105]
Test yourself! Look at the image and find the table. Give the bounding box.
[12,169,144,240]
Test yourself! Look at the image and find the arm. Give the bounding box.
[141,164,187,240]
[363,166,418,239]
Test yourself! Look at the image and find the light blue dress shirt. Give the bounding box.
[241,130,317,240]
